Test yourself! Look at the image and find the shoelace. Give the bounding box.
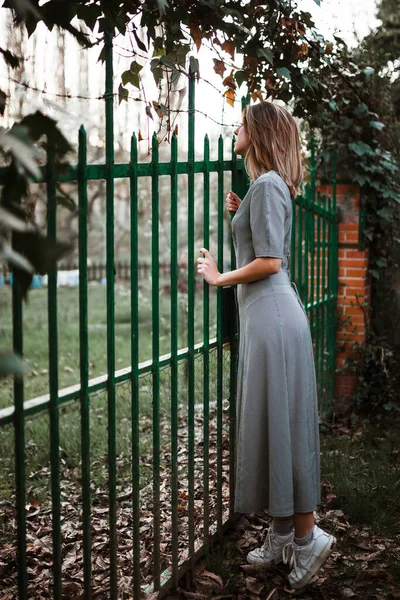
[282,541,297,570]
[260,529,277,556]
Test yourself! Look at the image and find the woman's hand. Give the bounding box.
[226,191,241,213]
[197,248,221,286]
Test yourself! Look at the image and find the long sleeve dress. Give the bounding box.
[231,170,321,517]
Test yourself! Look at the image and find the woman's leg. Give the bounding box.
[272,515,294,535]
[293,512,314,539]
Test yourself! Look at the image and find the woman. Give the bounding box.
[197,102,336,590]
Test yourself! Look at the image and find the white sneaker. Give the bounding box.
[282,525,336,589]
[247,527,294,567]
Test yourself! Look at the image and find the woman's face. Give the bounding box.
[234,123,250,156]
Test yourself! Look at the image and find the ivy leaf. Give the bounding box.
[160,55,176,70]
[224,88,236,107]
[235,70,249,88]
[76,4,101,31]
[150,59,163,85]
[145,104,154,121]
[121,70,139,88]
[329,99,339,111]
[118,84,128,104]
[121,61,143,89]
[376,256,388,267]
[0,47,20,69]
[190,24,202,51]
[276,67,291,80]
[222,40,235,60]
[132,29,147,53]
[353,174,368,186]
[157,0,169,15]
[348,142,373,156]
[257,48,273,65]
[376,207,393,220]
[370,120,385,131]
[353,103,369,117]
[0,89,6,116]
[213,59,226,78]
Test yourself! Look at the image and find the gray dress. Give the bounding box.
[231,170,321,517]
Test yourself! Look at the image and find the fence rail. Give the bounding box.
[0,32,338,600]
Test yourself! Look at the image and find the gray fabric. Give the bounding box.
[231,170,321,517]
[295,529,314,546]
[273,519,294,535]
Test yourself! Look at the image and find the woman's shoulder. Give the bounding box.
[251,170,290,197]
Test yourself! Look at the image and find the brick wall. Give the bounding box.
[317,183,370,412]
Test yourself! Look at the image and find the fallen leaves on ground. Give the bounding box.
[0,399,231,599]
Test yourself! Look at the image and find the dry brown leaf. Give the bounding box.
[62,545,77,572]
[194,570,224,593]
[222,40,235,59]
[190,24,202,51]
[245,575,264,595]
[224,89,235,108]
[213,59,226,78]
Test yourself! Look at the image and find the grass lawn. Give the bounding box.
[0,281,218,409]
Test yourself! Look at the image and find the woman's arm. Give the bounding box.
[197,247,281,287]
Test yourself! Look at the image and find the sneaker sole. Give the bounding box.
[289,535,336,590]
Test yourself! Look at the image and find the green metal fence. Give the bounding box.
[0,33,338,600]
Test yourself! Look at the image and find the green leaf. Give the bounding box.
[348,142,373,156]
[118,84,128,104]
[121,70,140,88]
[150,59,163,85]
[353,103,369,117]
[377,207,394,220]
[256,48,273,65]
[157,0,169,14]
[376,256,388,267]
[12,231,72,299]
[130,61,143,75]
[132,29,147,53]
[235,70,248,88]
[76,4,101,31]
[2,242,34,273]
[353,174,368,186]
[18,111,72,157]
[0,351,26,378]
[276,67,291,80]
[363,66,375,76]
[369,120,385,131]
[0,89,5,116]
[0,129,40,179]
[161,55,176,70]
[0,47,20,69]
[329,99,339,111]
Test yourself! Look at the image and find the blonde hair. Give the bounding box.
[243,102,303,199]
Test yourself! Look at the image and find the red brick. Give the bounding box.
[346,268,367,278]
[345,249,366,259]
[344,278,367,288]
[342,259,367,268]
[344,231,359,243]
[339,223,358,231]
